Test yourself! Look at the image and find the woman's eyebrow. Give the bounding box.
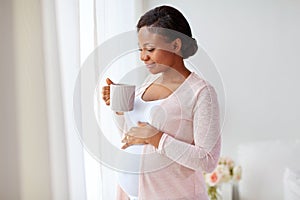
[138,43,155,48]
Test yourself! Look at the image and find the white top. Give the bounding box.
[125,93,164,130]
[117,93,164,197]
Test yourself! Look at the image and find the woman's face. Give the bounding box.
[138,26,177,74]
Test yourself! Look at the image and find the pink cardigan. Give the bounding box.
[115,72,221,200]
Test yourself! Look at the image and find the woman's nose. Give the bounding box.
[140,50,150,61]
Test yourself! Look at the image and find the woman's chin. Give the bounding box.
[147,68,161,74]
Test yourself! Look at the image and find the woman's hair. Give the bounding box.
[137,5,198,59]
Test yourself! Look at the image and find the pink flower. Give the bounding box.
[210,172,218,183]
[205,171,222,186]
[204,156,242,188]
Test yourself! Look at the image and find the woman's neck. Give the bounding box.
[160,59,191,84]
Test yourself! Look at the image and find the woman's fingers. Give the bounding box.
[102,86,110,99]
[101,78,114,106]
[129,127,138,132]
[121,143,130,149]
[121,135,130,143]
[102,86,110,95]
[121,141,145,149]
[106,78,114,85]
[121,134,147,149]
[137,121,148,127]
[102,87,110,105]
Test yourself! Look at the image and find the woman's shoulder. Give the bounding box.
[187,73,219,110]
[187,72,215,93]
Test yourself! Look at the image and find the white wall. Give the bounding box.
[144,0,300,159]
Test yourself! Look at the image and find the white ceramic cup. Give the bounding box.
[110,84,136,112]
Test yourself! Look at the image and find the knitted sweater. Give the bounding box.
[114,72,221,200]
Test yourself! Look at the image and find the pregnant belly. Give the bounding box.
[117,145,144,197]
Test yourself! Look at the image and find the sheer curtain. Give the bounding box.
[51,0,143,199]
[1,0,142,199]
[41,0,87,199]
[80,1,143,199]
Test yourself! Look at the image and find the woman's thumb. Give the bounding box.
[137,121,148,127]
[106,78,114,85]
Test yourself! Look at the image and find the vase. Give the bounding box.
[220,181,234,200]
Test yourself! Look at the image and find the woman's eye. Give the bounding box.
[138,48,155,52]
[147,48,155,52]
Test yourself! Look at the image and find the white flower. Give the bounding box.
[218,157,226,164]
[216,164,231,183]
[225,157,235,169]
[232,165,242,181]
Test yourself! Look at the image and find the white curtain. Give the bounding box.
[0,0,143,199]
[79,1,143,199]
[40,0,88,199]
[45,0,143,199]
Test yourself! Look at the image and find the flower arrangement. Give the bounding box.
[204,157,242,200]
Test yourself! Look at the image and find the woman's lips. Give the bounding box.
[146,64,156,69]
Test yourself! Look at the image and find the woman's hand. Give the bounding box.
[101,78,114,105]
[121,122,163,149]
[102,78,124,115]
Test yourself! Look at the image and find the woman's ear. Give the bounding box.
[171,38,182,55]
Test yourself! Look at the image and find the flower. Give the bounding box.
[203,156,242,199]
[232,165,242,181]
[205,171,222,186]
[216,164,231,183]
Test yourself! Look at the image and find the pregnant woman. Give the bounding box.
[102,5,221,200]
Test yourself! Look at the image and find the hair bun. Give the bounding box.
[182,37,198,59]
[137,5,198,59]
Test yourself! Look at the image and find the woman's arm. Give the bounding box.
[157,85,221,172]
